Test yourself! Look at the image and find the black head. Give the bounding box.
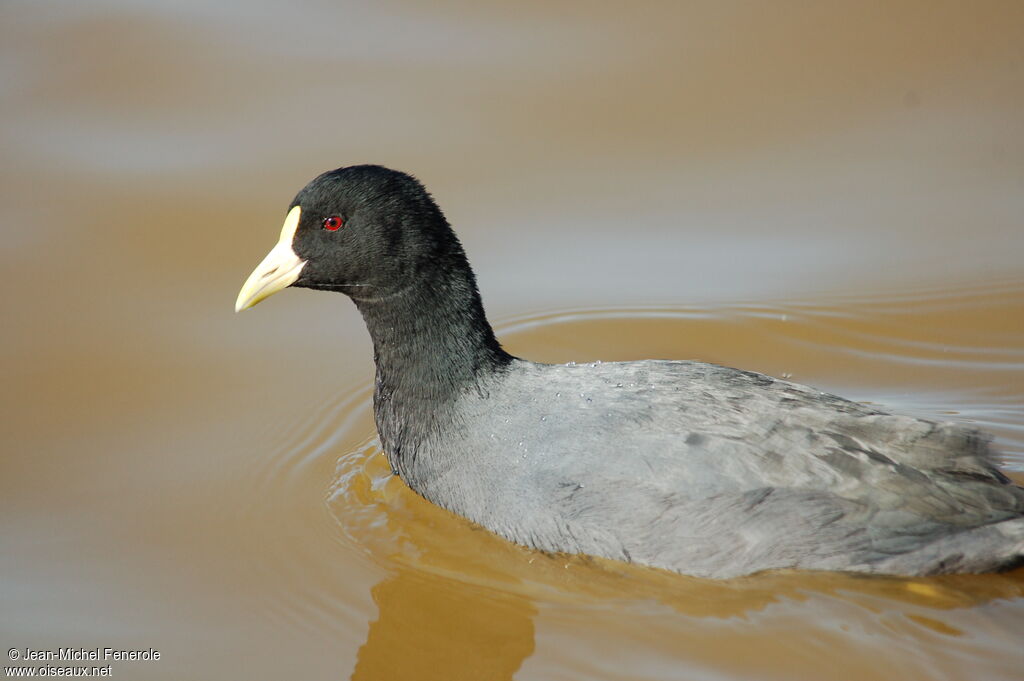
[235,165,466,310]
[292,165,463,294]
[236,164,512,404]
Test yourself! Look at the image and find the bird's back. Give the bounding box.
[409,359,1024,577]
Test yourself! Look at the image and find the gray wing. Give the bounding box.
[451,361,1024,577]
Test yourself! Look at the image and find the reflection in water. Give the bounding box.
[317,298,1024,680]
[331,435,1024,617]
[353,569,535,681]
[329,429,1024,681]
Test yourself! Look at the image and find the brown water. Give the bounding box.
[3,2,1024,680]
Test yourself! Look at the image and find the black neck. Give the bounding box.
[351,258,512,464]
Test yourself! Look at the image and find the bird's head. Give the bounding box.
[235,165,456,311]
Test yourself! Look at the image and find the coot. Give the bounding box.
[236,165,1024,578]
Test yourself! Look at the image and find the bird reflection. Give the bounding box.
[351,567,536,681]
[335,445,1024,681]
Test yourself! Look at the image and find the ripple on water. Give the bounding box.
[340,290,1022,531]
[256,290,1024,680]
[231,386,378,638]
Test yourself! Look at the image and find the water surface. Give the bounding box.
[2,2,1023,680]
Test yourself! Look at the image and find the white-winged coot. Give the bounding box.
[236,165,1024,578]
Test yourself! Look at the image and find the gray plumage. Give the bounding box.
[243,165,1024,579]
[388,359,1024,579]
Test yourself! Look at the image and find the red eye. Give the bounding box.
[322,216,344,231]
